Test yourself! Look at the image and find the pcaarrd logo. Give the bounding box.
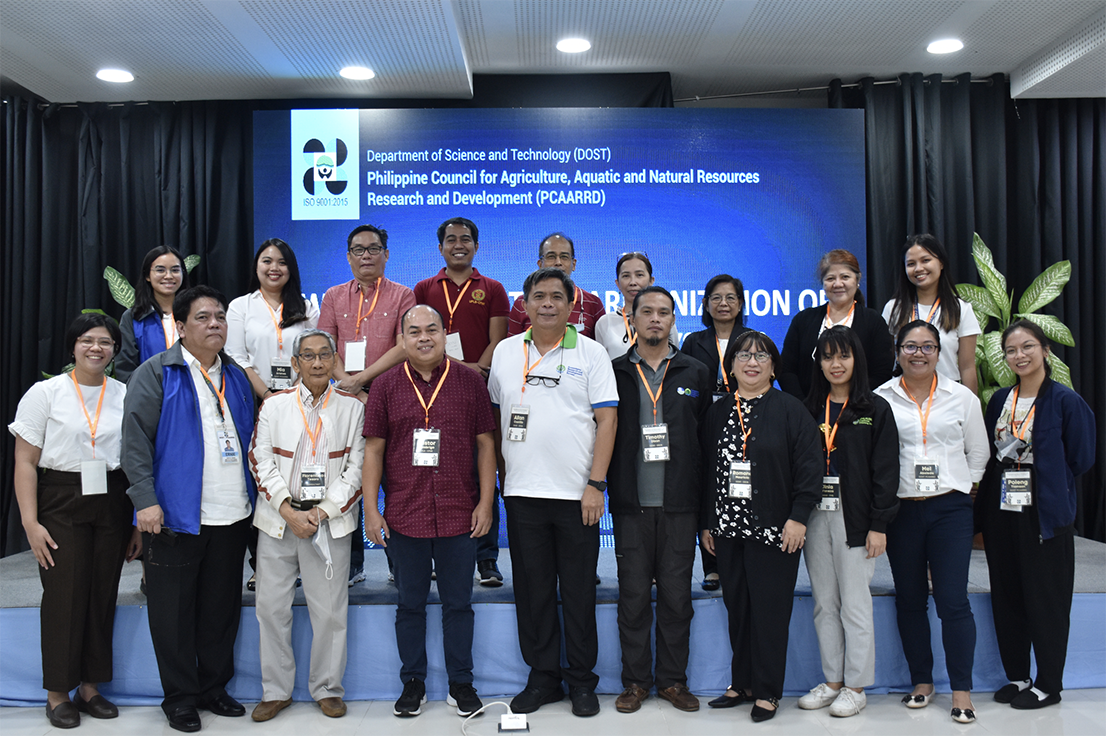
[302,138,348,195]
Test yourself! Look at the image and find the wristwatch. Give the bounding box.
[587,479,607,492]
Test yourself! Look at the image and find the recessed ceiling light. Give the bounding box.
[556,38,591,53]
[96,68,134,83]
[927,38,964,54]
[340,66,375,80]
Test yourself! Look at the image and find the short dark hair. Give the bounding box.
[895,319,941,351]
[538,232,575,259]
[248,238,308,327]
[722,330,781,387]
[631,285,674,315]
[1002,318,1052,380]
[616,251,653,277]
[804,325,874,421]
[437,217,478,245]
[701,274,745,328]
[347,224,388,250]
[523,268,574,301]
[133,245,189,318]
[401,304,445,331]
[65,313,122,360]
[173,285,228,324]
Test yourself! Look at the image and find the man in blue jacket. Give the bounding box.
[123,285,256,733]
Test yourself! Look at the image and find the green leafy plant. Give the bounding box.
[956,233,1074,409]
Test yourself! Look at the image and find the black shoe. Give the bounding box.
[46,701,80,729]
[1011,689,1061,710]
[569,686,600,717]
[200,692,244,717]
[74,692,119,718]
[246,574,256,591]
[166,705,202,733]
[994,681,1030,703]
[510,685,564,714]
[394,678,426,717]
[708,687,752,708]
[750,697,779,722]
[447,682,483,717]
[701,573,721,591]
[477,559,504,587]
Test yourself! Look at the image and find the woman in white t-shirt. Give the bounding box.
[882,234,980,394]
[595,251,655,359]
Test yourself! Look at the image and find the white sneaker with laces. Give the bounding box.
[798,682,840,710]
[829,688,867,717]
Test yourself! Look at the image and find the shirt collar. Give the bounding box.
[406,357,448,384]
[298,380,331,408]
[435,267,482,284]
[523,324,578,349]
[629,344,677,364]
[179,344,221,374]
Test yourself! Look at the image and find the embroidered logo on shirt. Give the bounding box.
[470,288,486,303]
[853,417,872,426]
[565,366,584,377]
[677,387,700,397]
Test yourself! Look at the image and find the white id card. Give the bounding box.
[300,464,326,500]
[819,476,841,511]
[344,340,366,373]
[445,332,464,361]
[507,405,530,442]
[218,429,240,464]
[270,357,293,390]
[1001,469,1032,512]
[712,391,728,403]
[642,424,670,462]
[412,428,441,466]
[728,461,752,499]
[913,458,939,493]
[80,459,108,496]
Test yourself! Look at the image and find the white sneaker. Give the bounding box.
[798,683,840,710]
[829,688,867,717]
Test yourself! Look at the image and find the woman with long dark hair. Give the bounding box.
[116,246,189,382]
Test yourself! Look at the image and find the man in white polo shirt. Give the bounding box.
[487,268,618,718]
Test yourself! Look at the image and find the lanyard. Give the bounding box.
[825,300,855,328]
[714,336,731,393]
[522,329,565,394]
[161,314,178,350]
[571,286,580,315]
[635,358,671,425]
[900,375,937,455]
[823,396,849,474]
[404,360,452,429]
[197,364,228,424]
[732,395,753,461]
[1008,385,1036,441]
[441,278,473,333]
[295,386,332,459]
[621,307,637,347]
[914,298,941,324]
[262,297,284,353]
[70,372,107,459]
[355,278,383,335]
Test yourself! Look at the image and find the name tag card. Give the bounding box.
[300,464,326,500]
[507,405,529,442]
[270,358,293,390]
[218,429,240,465]
[412,428,441,466]
[445,332,464,361]
[712,392,728,403]
[913,458,939,494]
[345,340,366,373]
[1001,469,1032,512]
[728,461,752,499]
[80,459,108,496]
[819,476,841,511]
[642,424,670,462]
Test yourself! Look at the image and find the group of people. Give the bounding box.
[9,223,1095,731]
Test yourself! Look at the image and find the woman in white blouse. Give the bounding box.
[595,252,655,359]
[874,320,989,724]
[226,238,320,400]
[9,314,141,728]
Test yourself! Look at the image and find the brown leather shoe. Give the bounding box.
[658,684,700,712]
[318,697,347,718]
[251,698,292,722]
[615,684,649,713]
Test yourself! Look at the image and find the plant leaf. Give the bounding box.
[956,282,998,325]
[1047,352,1073,389]
[972,252,1010,323]
[103,266,135,309]
[1017,313,1075,347]
[981,332,1016,386]
[81,308,107,316]
[980,385,998,412]
[972,233,994,267]
[1018,260,1070,314]
[184,254,201,274]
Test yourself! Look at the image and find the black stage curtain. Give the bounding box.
[830,73,1105,540]
[0,72,674,555]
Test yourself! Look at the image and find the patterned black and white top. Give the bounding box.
[713,392,782,546]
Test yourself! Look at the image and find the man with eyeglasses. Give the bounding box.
[361,305,497,719]
[506,232,605,338]
[487,268,618,717]
[247,329,366,723]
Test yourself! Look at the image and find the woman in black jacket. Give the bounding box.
[699,330,821,722]
[796,326,899,718]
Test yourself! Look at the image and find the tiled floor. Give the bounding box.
[3,689,1104,736]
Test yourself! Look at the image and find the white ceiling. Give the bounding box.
[1,0,1103,104]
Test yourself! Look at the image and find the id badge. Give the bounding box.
[913,458,939,493]
[712,391,728,403]
[1001,469,1032,512]
[270,357,293,390]
[80,459,108,496]
[218,429,240,465]
[728,461,752,499]
[300,464,326,501]
[344,339,366,372]
[819,476,841,511]
[412,428,441,466]
[445,332,464,361]
[642,424,670,462]
[507,404,530,442]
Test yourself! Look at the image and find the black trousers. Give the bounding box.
[37,469,132,692]
[144,517,250,712]
[613,509,696,689]
[506,496,600,691]
[980,502,1074,694]
[714,534,801,701]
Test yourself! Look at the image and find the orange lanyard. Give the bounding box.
[161,314,178,350]
[715,336,731,393]
[404,360,451,428]
[70,372,107,458]
[621,308,637,347]
[295,386,332,459]
[262,297,284,353]
[823,396,849,474]
[635,358,671,425]
[914,298,941,324]
[197,364,228,424]
[826,300,856,327]
[900,375,937,455]
[1008,385,1036,440]
[522,329,565,395]
[733,395,753,460]
[441,278,473,333]
[355,278,382,335]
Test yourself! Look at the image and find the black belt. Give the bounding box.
[288,497,320,511]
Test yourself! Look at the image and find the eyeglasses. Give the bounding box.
[900,343,938,355]
[296,351,334,362]
[525,375,561,387]
[541,252,574,263]
[736,351,771,364]
[349,245,385,257]
[1004,343,1040,358]
[76,337,115,349]
[709,294,740,305]
[152,266,182,276]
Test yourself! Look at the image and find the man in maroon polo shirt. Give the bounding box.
[506,232,605,338]
[362,304,497,720]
